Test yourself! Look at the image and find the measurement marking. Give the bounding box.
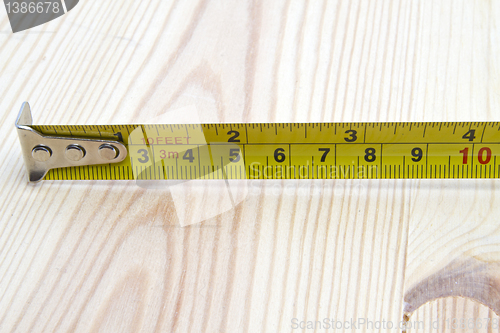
[197,145,202,178]
[495,156,498,178]
[266,156,269,179]
[480,123,487,142]
[471,143,475,178]
[402,156,405,178]
[356,157,359,179]
[312,156,314,179]
[425,144,429,178]
[380,144,383,174]
[175,158,179,179]
[448,156,451,178]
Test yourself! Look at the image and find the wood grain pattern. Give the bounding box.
[1,0,500,332]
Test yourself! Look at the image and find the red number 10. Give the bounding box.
[459,147,491,164]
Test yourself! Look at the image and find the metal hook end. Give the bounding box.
[15,102,127,182]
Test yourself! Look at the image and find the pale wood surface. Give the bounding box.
[1,1,500,332]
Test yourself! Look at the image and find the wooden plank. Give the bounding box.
[0,0,499,332]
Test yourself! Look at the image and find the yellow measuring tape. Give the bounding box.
[16,103,500,181]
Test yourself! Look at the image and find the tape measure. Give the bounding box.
[16,102,500,182]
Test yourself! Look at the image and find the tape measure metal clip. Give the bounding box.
[15,102,127,182]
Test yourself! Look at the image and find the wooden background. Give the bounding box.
[1,0,500,332]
